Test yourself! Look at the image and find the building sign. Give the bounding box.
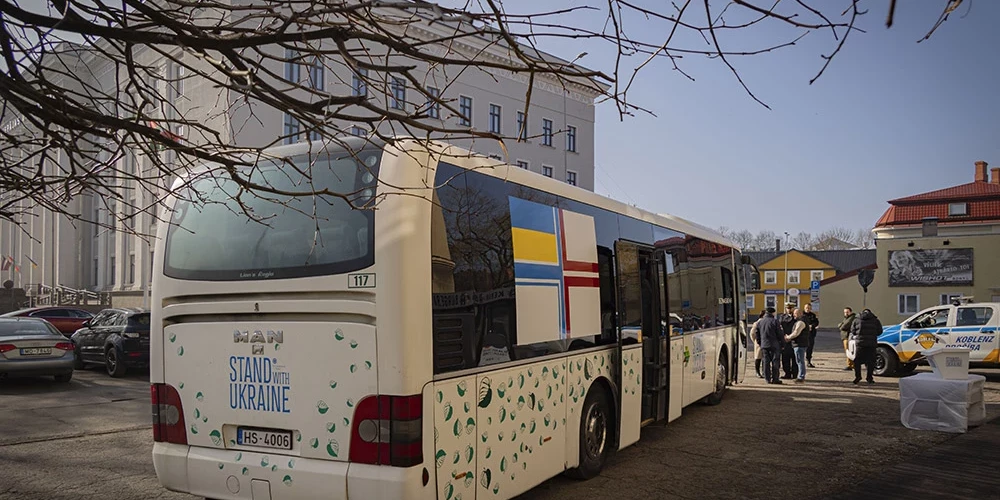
[888,249,973,287]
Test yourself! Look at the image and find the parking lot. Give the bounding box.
[1,331,998,500]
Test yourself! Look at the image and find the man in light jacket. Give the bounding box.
[784,308,809,383]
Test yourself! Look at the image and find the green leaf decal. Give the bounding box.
[601,356,606,367]
[453,419,463,437]
[343,417,350,427]
[349,364,357,373]
[485,447,492,459]
[444,403,454,421]
[537,399,545,411]
[493,484,500,495]
[464,471,475,488]
[498,406,507,422]
[497,431,504,441]
[500,457,507,472]
[465,444,474,463]
[534,379,540,388]
[349,339,359,349]
[242,467,249,476]
[274,344,281,351]
[585,359,594,380]
[317,401,329,414]
[283,475,293,487]
[195,392,204,401]
[178,382,184,389]
[309,438,319,448]
[513,452,519,463]
[177,346,184,356]
[478,378,493,408]
[194,408,201,419]
[530,419,537,434]
[544,414,552,426]
[169,333,176,343]
[552,367,559,379]
[480,469,492,488]
[326,422,336,433]
[217,463,224,470]
[452,450,461,464]
[481,432,488,443]
[210,430,222,446]
[547,386,553,399]
[335,329,345,341]
[466,417,476,434]
[528,368,534,377]
[202,416,208,423]
[190,425,198,434]
[517,395,525,410]
[271,465,277,472]
[296,434,302,442]
[436,449,447,468]
[346,398,355,408]
[507,376,514,388]
[235,453,243,462]
[497,386,506,399]
[464,402,471,413]
[365,360,372,370]
[261,456,270,467]
[444,482,454,500]
[330,380,338,389]
[327,439,340,457]
[457,380,468,397]
[288,460,295,468]
[518,373,525,388]
[542,366,549,379]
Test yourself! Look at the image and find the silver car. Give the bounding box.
[0,317,76,383]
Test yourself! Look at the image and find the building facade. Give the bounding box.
[0,17,606,307]
[861,161,1000,322]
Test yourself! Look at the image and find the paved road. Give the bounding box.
[1,331,998,500]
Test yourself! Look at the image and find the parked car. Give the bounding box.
[0,317,76,383]
[71,308,150,377]
[0,306,95,336]
[876,301,999,376]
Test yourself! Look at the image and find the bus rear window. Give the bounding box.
[164,148,381,281]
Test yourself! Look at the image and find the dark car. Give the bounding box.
[71,308,150,377]
[1,307,95,336]
[0,317,76,382]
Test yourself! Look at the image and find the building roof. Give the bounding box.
[819,263,877,286]
[876,165,1000,228]
[888,181,1000,204]
[744,249,876,274]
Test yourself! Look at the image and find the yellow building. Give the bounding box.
[862,161,1000,323]
[745,249,876,323]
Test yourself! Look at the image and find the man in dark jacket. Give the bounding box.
[784,308,809,383]
[838,308,858,371]
[802,303,820,368]
[850,308,882,384]
[780,303,798,379]
[754,307,784,384]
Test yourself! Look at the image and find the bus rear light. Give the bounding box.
[350,394,423,467]
[151,383,187,445]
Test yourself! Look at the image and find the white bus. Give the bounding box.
[151,137,748,500]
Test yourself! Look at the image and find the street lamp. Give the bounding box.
[783,231,790,309]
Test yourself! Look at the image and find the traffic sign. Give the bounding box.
[810,280,820,291]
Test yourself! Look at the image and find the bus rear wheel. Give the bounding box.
[703,356,726,406]
[565,386,611,480]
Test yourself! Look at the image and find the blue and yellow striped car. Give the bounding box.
[875,302,999,376]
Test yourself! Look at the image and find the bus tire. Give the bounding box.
[874,346,898,377]
[565,386,611,480]
[703,356,726,406]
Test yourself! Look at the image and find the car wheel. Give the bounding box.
[874,346,898,377]
[106,347,128,378]
[703,356,727,406]
[565,385,611,480]
[55,372,72,383]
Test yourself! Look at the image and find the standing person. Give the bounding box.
[749,310,766,378]
[850,308,882,385]
[780,303,798,379]
[784,308,809,383]
[838,307,858,371]
[754,307,784,384]
[803,303,820,368]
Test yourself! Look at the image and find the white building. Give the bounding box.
[0,15,607,307]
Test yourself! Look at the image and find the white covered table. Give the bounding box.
[899,372,986,434]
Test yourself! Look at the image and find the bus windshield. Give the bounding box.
[163,147,381,281]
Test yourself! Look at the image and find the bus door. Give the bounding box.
[639,248,668,424]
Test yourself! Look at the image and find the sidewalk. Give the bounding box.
[825,414,1000,499]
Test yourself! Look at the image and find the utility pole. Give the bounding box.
[783,231,789,308]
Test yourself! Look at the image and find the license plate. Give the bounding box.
[236,427,293,450]
[20,348,52,355]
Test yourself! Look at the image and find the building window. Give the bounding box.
[127,199,135,230]
[129,254,135,284]
[150,251,155,283]
[566,125,577,152]
[459,96,472,126]
[350,126,367,137]
[284,49,300,84]
[940,293,962,305]
[542,165,553,178]
[516,160,529,169]
[489,104,501,134]
[765,295,776,310]
[898,294,920,315]
[764,271,777,285]
[516,111,526,141]
[426,87,441,119]
[787,270,800,284]
[747,295,755,310]
[352,68,367,97]
[309,57,324,91]
[787,295,799,308]
[110,256,116,286]
[93,258,98,287]
[810,270,824,283]
[390,77,406,110]
[542,119,553,146]
[566,170,577,186]
[283,113,300,144]
[948,203,968,216]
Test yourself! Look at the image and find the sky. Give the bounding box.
[7,0,998,237]
[494,0,1000,236]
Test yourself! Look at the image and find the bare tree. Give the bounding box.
[853,228,875,249]
[0,0,966,232]
[791,231,815,250]
[730,229,755,251]
[752,230,778,251]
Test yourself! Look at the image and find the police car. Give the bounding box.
[875,299,999,376]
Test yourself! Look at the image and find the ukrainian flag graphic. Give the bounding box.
[509,197,601,345]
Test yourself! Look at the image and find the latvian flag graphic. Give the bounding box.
[508,197,601,345]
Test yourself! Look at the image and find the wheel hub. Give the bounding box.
[584,405,607,460]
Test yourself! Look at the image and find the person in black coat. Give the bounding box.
[780,303,798,379]
[850,308,883,385]
[754,307,785,384]
[802,303,820,368]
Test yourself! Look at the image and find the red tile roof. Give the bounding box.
[876,181,1000,228]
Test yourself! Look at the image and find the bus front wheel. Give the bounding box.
[565,386,611,480]
[703,356,727,406]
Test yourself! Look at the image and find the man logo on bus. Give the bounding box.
[234,330,284,344]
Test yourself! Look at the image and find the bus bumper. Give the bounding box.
[153,443,434,500]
